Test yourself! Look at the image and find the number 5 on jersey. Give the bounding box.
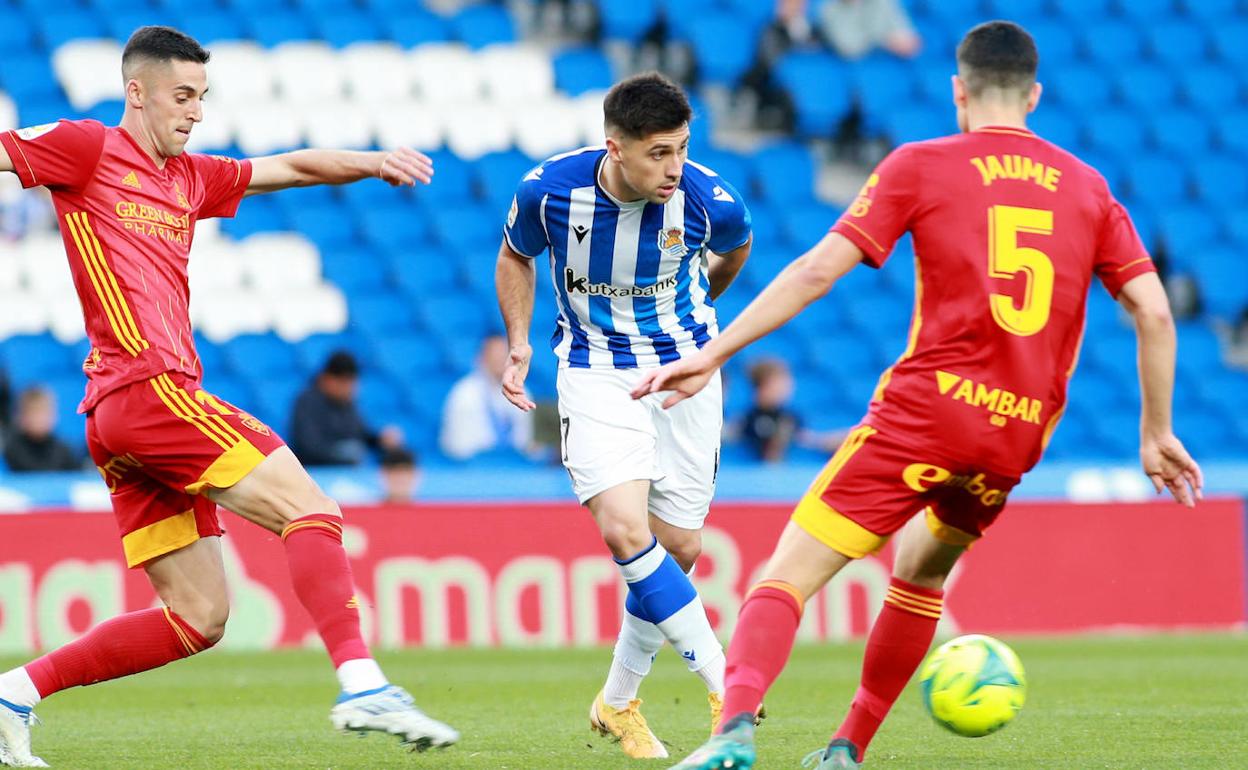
[987,204,1054,337]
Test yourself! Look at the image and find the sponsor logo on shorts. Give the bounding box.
[238,412,271,437]
[97,453,142,493]
[902,462,1010,507]
[563,267,678,298]
[935,370,1043,427]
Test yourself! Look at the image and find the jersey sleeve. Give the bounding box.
[502,169,548,259]
[188,154,253,219]
[0,120,106,192]
[705,176,752,254]
[1093,191,1154,298]
[830,144,919,268]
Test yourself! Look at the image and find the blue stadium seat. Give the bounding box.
[689,148,750,192]
[1113,0,1179,21]
[221,333,300,379]
[246,376,302,433]
[1123,156,1186,206]
[1191,154,1248,205]
[428,204,497,256]
[1053,0,1114,20]
[982,0,1047,19]
[1179,64,1240,114]
[1192,246,1248,318]
[912,60,953,106]
[779,203,840,248]
[1174,410,1237,458]
[296,0,354,10]
[749,142,814,206]
[742,201,781,247]
[350,292,420,337]
[358,204,431,253]
[742,329,809,370]
[1049,64,1113,110]
[1156,205,1218,263]
[321,246,389,294]
[597,0,660,43]
[1078,19,1143,66]
[193,335,226,378]
[1083,289,1126,332]
[1083,330,1138,383]
[220,195,289,239]
[224,0,289,11]
[357,370,408,416]
[553,47,614,97]
[1195,370,1248,412]
[1149,108,1212,160]
[287,202,357,252]
[1026,20,1078,64]
[0,7,33,53]
[1209,20,1248,68]
[0,55,61,102]
[392,245,460,300]
[372,333,446,382]
[419,295,493,344]
[1178,0,1236,19]
[685,11,758,86]
[1083,108,1147,160]
[883,104,953,145]
[293,331,372,376]
[177,10,247,44]
[1116,64,1177,110]
[413,151,475,205]
[1145,20,1209,66]
[851,56,915,130]
[1226,209,1248,246]
[474,150,538,212]
[105,11,176,42]
[380,9,451,47]
[84,100,124,127]
[1214,110,1248,156]
[200,374,254,411]
[721,0,777,31]
[915,0,981,25]
[33,10,106,50]
[312,10,383,48]
[1,335,81,390]
[450,4,515,49]
[773,51,851,138]
[241,11,315,47]
[1079,150,1122,193]
[1174,323,1224,379]
[1029,107,1078,150]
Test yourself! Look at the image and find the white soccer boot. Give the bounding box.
[329,685,459,752]
[0,700,48,768]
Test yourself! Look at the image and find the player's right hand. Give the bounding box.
[630,351,718,409]
[1140,432,1203,507]
[502,343,536,411]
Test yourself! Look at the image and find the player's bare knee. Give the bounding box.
[598,515,652,559]
[173,597,229,645]
[892,559,953,590]
[660,534,702,572]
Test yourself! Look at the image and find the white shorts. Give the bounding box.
[556,367,723,530]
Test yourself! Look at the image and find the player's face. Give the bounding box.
[613,125,690,204]
[132,59,207,158]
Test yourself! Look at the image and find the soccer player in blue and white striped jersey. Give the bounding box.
[496,73,753,759]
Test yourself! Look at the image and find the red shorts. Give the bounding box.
[791,425,1021,558]
[86,372,285,568]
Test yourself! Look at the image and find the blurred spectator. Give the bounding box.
[440,334,534,460]
[815,0,921,60]
[379,447,421,503]
[289,351,403,466]
[0,179,55,242]
[1152,239,1201,321]
[4,386,81,472]
[739,358,849,462]
[1228,307,1248,370]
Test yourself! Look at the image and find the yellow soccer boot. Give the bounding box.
[590,690,669,759]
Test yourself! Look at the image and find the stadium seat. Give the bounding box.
[293,331,372,376]
[513,98,583,161]
[391,245,461,300]
[311,10,383,48]
[1149,108,1212,160]
[1123,156,1186,206]
[302,101,373,150]
[1116,64,1177,110]
[1226,209,1248,246]
[272,285,349,341]
[193,288,273,342]
[414,151,475,204]
[750,142,815,207]
[341,43,411,104]
[241,11,315,47]
[684,11,758,86]
[373,333,447,381]
[52,40,122,110]
[851,56,915,130]
[429,204,498,258]
[883,104,952,145]
[271,42,346,102]
[779,203,841,248]
[1214,110,1248,156]
[320,246,389,294]
[206,42,274,107]
[357,204,430,254]
[1192,246,1248,318]
[178,9,247,44]
[1083,108,1147,160]
[553,47,614,97]
[410,43,482,105]
[380,9,452,48]
[1029,107,1078,150]
[0,8,32,53]
[221,332,300,379]
[419,295,493,344]
[1145,20,1209,67]
[450,4,515,49]
[349,292,420,338]
[0,334,80,389]
[1049,64,1113,110]
[597,0,660,43]
[474,150,538,212]
[479,44,555,107]
[1026,20,1078,65]
[773,51,851,138]
[0,54,61,102]
[1209,19,1248,68]
[1078,19,1143,66]
[1156,205,1218,264]
[1053,0,1115,21]
[235,102,303,155]
[1179,63,1239,114]
[35,11,106,51]
[370,102,443,152]
[1191,154,1248,205]
[1178,0,1236,20]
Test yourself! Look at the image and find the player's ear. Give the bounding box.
[124,78,144,109]
[1025,82,1042,113]
[605,135,623,163]
[951,75,968,109]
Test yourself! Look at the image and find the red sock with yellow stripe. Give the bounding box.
[25,607,209,697]
[282,514,370,667]
[719,580,805,728]
[833,576,944,758]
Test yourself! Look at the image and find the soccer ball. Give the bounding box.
[918,634,1026,737]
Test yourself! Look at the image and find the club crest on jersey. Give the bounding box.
[658,227,687,258]
[238,412,271,437]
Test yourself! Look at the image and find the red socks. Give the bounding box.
[26,607,209,697]
[834,577,943,758]
[720,580,805,726]
[282,514,370,667]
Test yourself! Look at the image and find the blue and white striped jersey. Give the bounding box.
[503,146,752,369]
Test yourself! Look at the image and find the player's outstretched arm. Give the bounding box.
[706,236,753,300]
[632,231,863,408]
[496,239,537,412]
[1117,271,1203,506]
[245,147,433,196]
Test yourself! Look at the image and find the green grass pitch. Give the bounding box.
[5,633,1246,769]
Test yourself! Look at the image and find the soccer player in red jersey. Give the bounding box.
[635,21,1203,770]
[0,27,457,766]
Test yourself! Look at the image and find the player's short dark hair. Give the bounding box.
[956,21,1038,98]
[122,26,209,78]
[603,72,692,141]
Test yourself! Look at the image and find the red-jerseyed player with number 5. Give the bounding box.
[0,26,457,767]
[635,21,1204,770]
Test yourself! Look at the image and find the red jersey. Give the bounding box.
[0,119,251,412]
[831,125,1154,477]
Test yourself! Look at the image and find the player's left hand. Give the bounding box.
[630,351,718,409]
[379,147,434,186]
[1140,432,1203,507]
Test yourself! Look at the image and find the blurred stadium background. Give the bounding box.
[0,0,1245,628]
